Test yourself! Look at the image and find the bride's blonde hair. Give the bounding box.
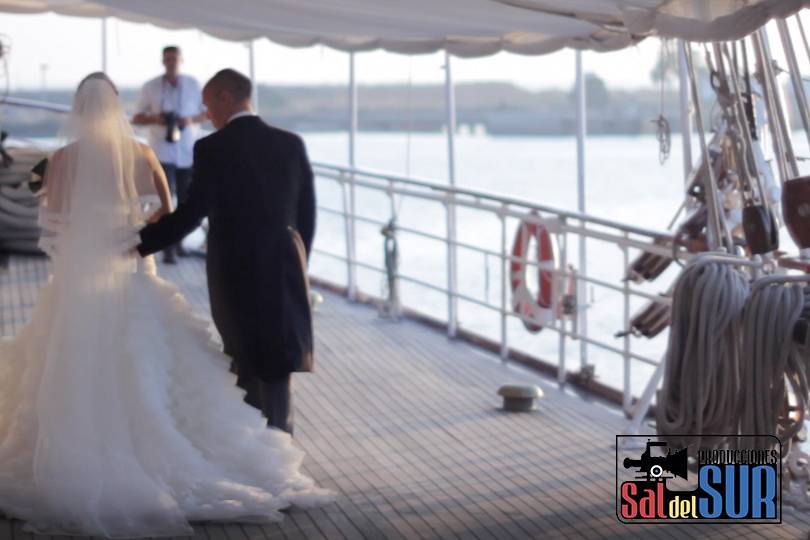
[77,72,118,95]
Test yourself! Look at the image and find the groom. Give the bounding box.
[137,68,316,435]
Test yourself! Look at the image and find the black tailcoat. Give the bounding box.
[138,116,316,379]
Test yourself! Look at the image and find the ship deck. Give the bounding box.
[1,254,809,540]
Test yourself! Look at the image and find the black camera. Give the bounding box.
[162,111,184,143]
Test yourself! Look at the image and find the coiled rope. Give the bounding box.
[738,282,808,445]
[738,279,810,507]
[656,260,750,449]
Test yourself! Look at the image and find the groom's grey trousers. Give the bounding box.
[230,360,294,435]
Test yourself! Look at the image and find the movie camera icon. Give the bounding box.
[623,440,688,481]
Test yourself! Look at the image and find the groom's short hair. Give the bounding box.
[206,69,252,103]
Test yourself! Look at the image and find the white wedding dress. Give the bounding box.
[0,76,334,538]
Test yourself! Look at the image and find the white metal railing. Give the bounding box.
[311,161,692,413]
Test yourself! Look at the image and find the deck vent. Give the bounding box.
[497,384,542,412]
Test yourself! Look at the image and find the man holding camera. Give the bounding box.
[133,45,207,264]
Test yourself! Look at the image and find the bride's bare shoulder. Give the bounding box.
[134,141,155,160]
[136,141,160,168]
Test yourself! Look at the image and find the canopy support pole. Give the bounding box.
[248,41,258,113]
[575,50,588,371]
[444,51,457,188]
[677,40,693,184]
[443,50,459,338]
[346,52,358,301]
[101,18,108,72]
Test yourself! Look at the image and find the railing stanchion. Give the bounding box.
[339,173,355,294]
[444,51,459,338]
[575,50,589,372]
[499,206,508,360]
[622,233,632,414]
[558,218,568,384]
[446,198,458,337]
[346,52,359,300]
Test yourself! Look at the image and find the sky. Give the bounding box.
[0,11,667,93]
[0,11,806,95]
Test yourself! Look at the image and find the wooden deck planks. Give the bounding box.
[0,255,809,539]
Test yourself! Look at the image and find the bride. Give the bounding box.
[0,72,334,537]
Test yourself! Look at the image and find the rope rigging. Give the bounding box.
[654,39,671,165]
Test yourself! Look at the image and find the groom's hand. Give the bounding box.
[146,208,168,224]
[122,227,145,257]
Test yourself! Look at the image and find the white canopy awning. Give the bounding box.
[0,0,807,57]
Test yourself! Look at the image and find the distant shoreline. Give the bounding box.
[2,79,804,137]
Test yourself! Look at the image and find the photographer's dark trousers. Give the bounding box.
[229,359,294,434]
[160,162,192,260]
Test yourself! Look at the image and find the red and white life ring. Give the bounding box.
[510,213,555,333]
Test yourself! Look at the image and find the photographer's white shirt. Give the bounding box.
[135,74,204,169]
